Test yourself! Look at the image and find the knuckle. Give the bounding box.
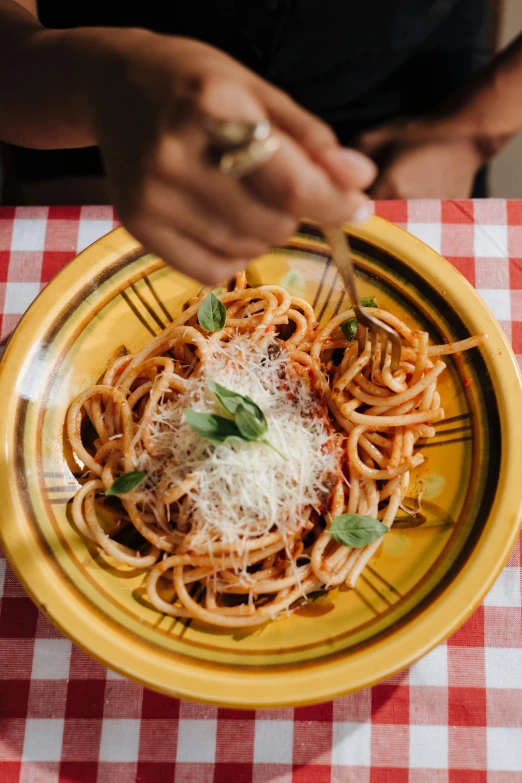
[192,74,231,114]
[192,74,215,106]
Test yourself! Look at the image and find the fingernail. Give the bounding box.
[350,202,371,224]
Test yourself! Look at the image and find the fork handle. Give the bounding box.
[323,228,360,309]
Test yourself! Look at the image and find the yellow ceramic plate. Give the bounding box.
[1,218,521,707]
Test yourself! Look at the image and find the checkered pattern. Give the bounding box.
[0,202,520,782]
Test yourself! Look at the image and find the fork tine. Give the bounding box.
[370,328,379,380]
[379,333,389,371]
[321,226,403,375]
[357,323,367,356]
[390,334,402,373]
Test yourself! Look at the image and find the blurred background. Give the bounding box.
[491,0,522,197]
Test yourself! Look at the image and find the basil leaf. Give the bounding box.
[235,401,267,440]
[208,380,248,415]
[185,409,242,444]
[340,299,376,341]
[189,381,282,454]
[105,471,147,497]
[208,380,265,425]
[329,513,388,547]
[341,317,358,341]
[197,292,226,332]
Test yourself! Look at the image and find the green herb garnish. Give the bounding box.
[185,382,286,459]
[184,409,241,445]
[105,471,147,496]
[207,380,263,422]
[329,513,388,547]
[235,401,266,440]
[340,297,378,341]
[341,317,358,341]
[197,292,226,332]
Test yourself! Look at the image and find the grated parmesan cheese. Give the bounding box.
[134,333,341,565]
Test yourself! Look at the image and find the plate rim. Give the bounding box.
[0,217,521,707]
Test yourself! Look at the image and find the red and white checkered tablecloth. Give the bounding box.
[0,201,520,783]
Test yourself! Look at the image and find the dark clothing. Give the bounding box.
[11,0,490,192]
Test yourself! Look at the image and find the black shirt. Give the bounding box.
[12,0,490,181]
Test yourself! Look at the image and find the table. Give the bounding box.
[0,200,520,783]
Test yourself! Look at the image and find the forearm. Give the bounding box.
[426,33,522,158]
[0,0,147,149]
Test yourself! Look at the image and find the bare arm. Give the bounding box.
[0,1,376,282]
[0,0,142,148]
[431,32,522,158]
[357,32,522,199]
[12,0,36,15]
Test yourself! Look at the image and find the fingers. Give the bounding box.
[130,221,247,286]
[126,122,369,281]
[317,146,377,192]
[256,80,377,191]
[113,74,378,283]
[194,76,266,124]
[180,76,373,227]
[195,75,376,198]
[127,178,270,259]
[150,133,299,246]
[244,130,371,226]
[255,79,338,155]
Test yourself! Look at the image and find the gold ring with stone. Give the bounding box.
[204,118,280,178]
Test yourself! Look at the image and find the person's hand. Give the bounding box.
[84,32,376,284]
[356,119,485,200]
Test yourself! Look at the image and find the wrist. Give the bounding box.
[57,26,156,144]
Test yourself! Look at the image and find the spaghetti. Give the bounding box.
[67,273,487,628]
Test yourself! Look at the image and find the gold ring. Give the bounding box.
[218,136,281,178]
[204,118,280,178]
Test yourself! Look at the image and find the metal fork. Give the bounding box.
[323,227,401,372]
